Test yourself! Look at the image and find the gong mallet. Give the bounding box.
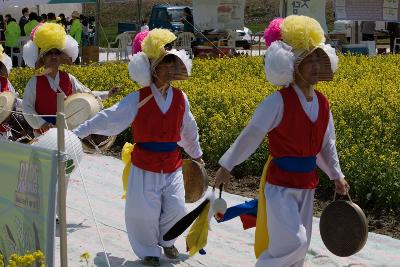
[163,184,226,241]
[163,198,210,241]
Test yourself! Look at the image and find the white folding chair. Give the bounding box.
[217,30,237,54]
[393,37,400,53]
[174,32,195,56]
[105,31,136,61]
[12,36,29,67]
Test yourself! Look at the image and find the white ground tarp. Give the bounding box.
[57,153,400,266]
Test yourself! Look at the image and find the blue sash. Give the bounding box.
[43,116,56,125]
[272,156,317,173]
[137,142,178,152]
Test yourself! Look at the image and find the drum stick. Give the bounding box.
[65,107,86,120]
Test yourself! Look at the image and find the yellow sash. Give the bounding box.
[254,156,272,258]
[121,142,135,199]
[186,202,211,256]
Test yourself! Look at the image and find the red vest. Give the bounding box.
[0,76,9,92]
[35,71,73,117]
[131,87,185,173]
[0,76,10,132]
[266,86,330,189]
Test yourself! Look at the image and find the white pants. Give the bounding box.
[256,184,315,267]
[125,164,186,259]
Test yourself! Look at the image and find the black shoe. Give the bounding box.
[162,245,179,259]
[143,256,160,266]
[56,217,59,224]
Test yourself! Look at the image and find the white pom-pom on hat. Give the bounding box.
[0,53,12,74]
[264,40,296,87]
[128,52,151,87]
[62,35,79,62]
[322,43,339,73]
[23,40,39,68]
[169,49,193,76]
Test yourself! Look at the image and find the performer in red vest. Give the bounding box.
[215,15,349,267]
[73,29,203,266]
[22,23,117,135]
[0,44,23,140]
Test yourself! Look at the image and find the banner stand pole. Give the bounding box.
[57,93,68,267]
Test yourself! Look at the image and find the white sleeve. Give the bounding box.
[7,80,16,95]
[22,77,47,129]
[69,74,91,93]
[72,92,139,138]
[7,81,22,110]
[177,92,203,159]
[69,74,105,102]
[316,112,345,180]
[219,92,283,172]
[92,91,109,100]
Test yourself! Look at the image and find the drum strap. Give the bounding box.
[138,94,153,109]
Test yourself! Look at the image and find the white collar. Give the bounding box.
[292,83,316,102]
[46,71,60,82]
[45,71,67,97]
[150,83,172,97]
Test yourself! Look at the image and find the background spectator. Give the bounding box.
[182,7,194,33]
[47,12,56,23]
[19,7,29,36]
[40,13,47,23]
[88,16,96,45]
[81,15,89,47]
[70,11,82,63]
[24,12,39,37]
[59,13,68,30]
[5,14,11,23]
[361,21,375,41]
[5,17,21,67]
[0,15,5,41]
[387,22,400,53]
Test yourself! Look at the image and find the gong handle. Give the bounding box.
[333,190,352,202]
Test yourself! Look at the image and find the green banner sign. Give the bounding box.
[0,141,57,266]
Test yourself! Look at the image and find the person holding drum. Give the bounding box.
[73,29,203,266]
[21,23,117,136]
[0,44,24,140]
[215,16,350,267]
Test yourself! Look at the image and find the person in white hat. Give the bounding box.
[214,15,349,267]
[22,23,116,136]
[73,28,203,266]
[0,44,23,140]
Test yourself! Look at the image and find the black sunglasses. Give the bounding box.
[164,43,173,51]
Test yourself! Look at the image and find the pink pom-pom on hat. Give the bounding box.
[264,18,284,47]
[132,30,149,54]
[30,22,44,41]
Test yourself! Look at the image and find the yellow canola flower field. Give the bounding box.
[9,55,400,211]
[0,250,45,267]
